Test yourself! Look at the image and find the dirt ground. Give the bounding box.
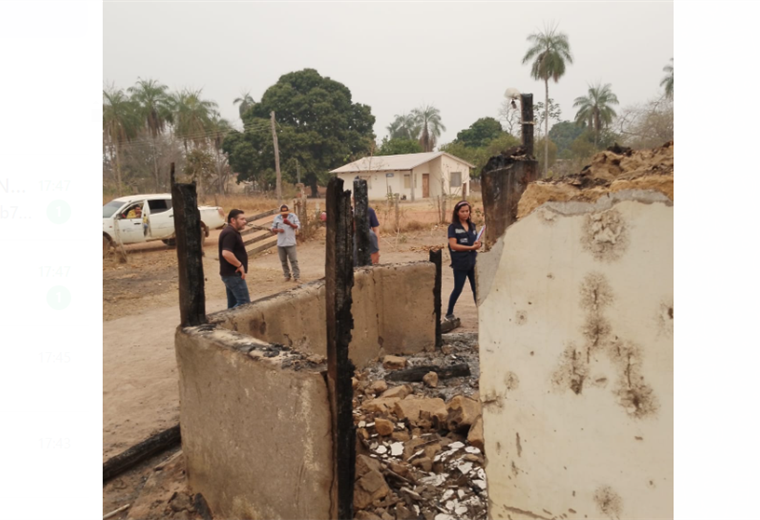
[103,217,480,459]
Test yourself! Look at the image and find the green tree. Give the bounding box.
[183,148,216,196]
[127,78,172,191]
[377,136,423,156]
[412,105,446,152]
[387,113,420,140]
[549,120,586,158]
[168,89,220,151]
[522,23,573,177]
[456,117,503,148]
[103,87,141,195]
[224,68,376,196]
[233,91,255,120]
[661,58,673,99]
[533,98,562,139]
[573,83,620,146]
[535,137,558,176]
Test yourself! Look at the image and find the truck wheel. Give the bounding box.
[103,235,112,257]
[162,238,176,247]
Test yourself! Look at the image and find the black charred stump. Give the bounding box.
[480,146,539,249]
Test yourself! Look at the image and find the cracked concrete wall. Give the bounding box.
[478,192,673,520]
[210,262,436,368]
[175,326,333,520]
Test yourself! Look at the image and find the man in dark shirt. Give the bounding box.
[218,209,250,308]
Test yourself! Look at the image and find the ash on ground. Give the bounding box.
[352,332,486,520]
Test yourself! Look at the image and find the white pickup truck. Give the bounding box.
[103,193,226,249]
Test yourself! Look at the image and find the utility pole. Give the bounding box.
[296,160,300,184]
[271,111,282,205]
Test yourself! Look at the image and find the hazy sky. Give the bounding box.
[104,2,673,146]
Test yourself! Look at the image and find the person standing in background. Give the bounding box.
[271,204,301,283]
[445,200,481,321]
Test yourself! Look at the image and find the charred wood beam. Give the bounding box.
[386,363,471,382]
[325,176,356,520]
[353,178,371,267]
[521,93,534,157]
[171,163,207,327]
[429,249,442,348]
[102,424,181,483]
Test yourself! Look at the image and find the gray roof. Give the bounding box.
[330,151,475,174]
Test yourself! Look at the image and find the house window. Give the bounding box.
[404,174,411,189]
[450,172,462,187]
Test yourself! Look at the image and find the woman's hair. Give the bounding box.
[451,200,473,225]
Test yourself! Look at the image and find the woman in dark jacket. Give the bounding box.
[446,200,481,320]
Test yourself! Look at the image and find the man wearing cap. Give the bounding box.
[271,204,301,283]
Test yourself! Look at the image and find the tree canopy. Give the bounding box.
[377,137,423,156]
[522,23,573,177]
[661,58,674,99]
[456,117,504,148]
[223,68,375,195]
[573,83,619,145]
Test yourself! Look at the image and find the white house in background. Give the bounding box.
[330,151,475,201]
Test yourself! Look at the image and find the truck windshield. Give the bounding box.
[103,200,123,218]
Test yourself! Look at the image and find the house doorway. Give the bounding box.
[422,174,430,198]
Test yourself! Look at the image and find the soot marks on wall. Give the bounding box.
[504,371,520,392]
[594,485,623,519]
[656,298,674,338]
[550,272,659,418]
[580,272,614,312]
[249,317,267,336]
[581,209,629,262]
[551,343,588,395]
[608,338,659,419]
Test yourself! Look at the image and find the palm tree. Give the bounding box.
[412,105,446,152]
[168,89,219,151]
[103,87,140,195]
[573,83,620,146]
[660,58,674,99]
[522,23,573,177]
[208,116,233,194]
[387,113,420,141]
[233,91,255,120]
[127,78,171,190]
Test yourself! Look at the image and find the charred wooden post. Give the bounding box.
[171,163,207,326]
[325,177,356,520]
[481,156,539,250]
[386,363,471,382]
[353,178,371,267]
[102,424,181,482]
[521,93,534,157]
[481,93,539,249]
[429,249,442,349]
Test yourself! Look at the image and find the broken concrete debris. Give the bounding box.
[353,336,486,520]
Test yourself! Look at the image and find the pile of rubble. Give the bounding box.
[352,333,487,520]
[517,141,674,219]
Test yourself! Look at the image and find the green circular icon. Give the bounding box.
[47,286,71,310]
[47,200,71,224]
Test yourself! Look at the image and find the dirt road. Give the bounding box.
[103,229,479,460]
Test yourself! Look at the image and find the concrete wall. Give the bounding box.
[210,262,436,368]
[175,326,333,520]
[477,192,673,520]
[432,155,472,198]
